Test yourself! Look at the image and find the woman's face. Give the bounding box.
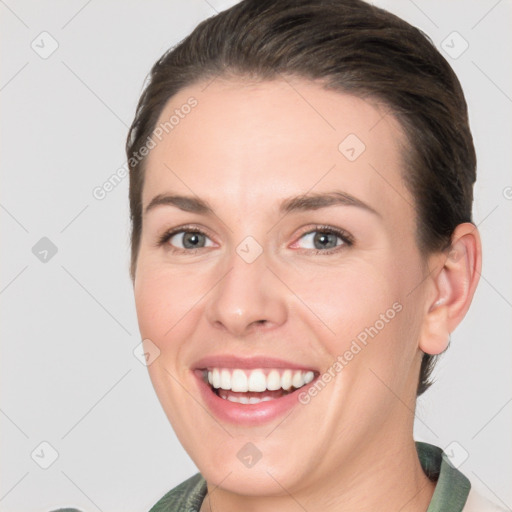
[134,77,433,495]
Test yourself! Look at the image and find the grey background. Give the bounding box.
[1,1,511,511]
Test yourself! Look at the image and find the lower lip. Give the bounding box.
[193,370,315,426]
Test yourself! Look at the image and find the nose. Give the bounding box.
[204,245,288,337]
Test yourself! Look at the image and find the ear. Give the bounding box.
[418,223,482,355]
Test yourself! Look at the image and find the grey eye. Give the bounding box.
[169,231,213,249]
[297,231,343,250]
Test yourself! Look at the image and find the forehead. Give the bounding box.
[143,77,413,221]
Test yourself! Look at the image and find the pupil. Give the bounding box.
[314,232,337,249]
[183,232,204,248]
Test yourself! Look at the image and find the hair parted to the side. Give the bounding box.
[126,0,476,396]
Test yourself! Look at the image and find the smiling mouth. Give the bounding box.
[202,367,317,404]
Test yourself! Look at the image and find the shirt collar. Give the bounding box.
[417,441,471,512]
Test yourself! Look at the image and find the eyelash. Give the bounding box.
[157,224,354,255]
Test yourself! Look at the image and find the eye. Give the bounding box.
[292,226,353,253]
[158,227,215,251]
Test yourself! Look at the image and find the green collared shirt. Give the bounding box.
[149,442,471,511]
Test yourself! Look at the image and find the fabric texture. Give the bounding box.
[148,442,500,511]
[149,472,207,512]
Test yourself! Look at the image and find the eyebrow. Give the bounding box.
[144,190,380,217]
[145,194,214,215]
[280,191,380,217]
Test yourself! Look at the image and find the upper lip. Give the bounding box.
[192,355,318,372]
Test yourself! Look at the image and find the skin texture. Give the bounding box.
[133,77,481,512]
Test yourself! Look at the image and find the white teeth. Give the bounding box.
[292,370,304,389]
[248,369,267,392]
[212,368,220,389]
[222,393,274,404]
[281,369,292,390]
[231,369,248,392]
[267,370,281,390]
[206,367,316,393]
[304,371,314,384]
[220,369,231,390]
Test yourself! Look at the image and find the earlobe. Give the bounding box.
[419,223,482,355]
[420,297,450,355]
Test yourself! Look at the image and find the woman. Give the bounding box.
[126,1,501,510]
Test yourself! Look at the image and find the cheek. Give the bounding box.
[289,257,418,385]
[290,260,400,341]
[133,265,201,423]
[134,275,169,341]
[134,263,202,347]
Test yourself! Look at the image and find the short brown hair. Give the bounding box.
[126,0,477,395]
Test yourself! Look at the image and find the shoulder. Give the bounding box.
[464,487,508,512]
[148,473,207,512]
